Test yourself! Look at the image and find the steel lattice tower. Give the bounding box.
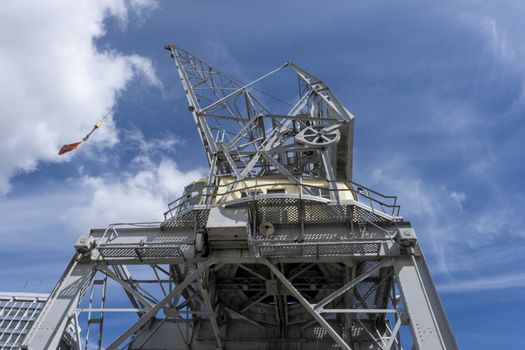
[21,46,458,350]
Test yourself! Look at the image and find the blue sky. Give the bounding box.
[1,1,524,348]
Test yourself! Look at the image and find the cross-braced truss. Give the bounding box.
[21,46,458,350]
[166,45,355,193]
[20,219,457,350]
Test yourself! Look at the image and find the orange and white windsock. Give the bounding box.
[58,142,82,155]
[57,122,101,156]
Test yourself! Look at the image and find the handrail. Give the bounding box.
[97,222,164,246]
[164,178,401,220]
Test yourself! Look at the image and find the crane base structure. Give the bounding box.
[20,46,458,350]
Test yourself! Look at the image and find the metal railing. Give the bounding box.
[164,178,400,220]
[94,222,191,261]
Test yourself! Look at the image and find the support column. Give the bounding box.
[106,261,213,350]
[394,254,458,350]
[22,257,95,350]
[263,259,352,350]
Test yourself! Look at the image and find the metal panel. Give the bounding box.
[0,293,48,350]
[22,259,94,350]
[394,255,459,350]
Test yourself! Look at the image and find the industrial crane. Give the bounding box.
[20,45,458,350]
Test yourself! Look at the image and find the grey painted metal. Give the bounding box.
[313,260,391,311]
[264,260,351,350]
[384,316,402,350]
[20,46,458,350]
[22,258,94,349]
[165,44,355,187]
[0,293,48,350]
[106,262,213,350]
[394,255,459,350]
[199,284,223,349]
[22,222,456,349]
[96,265,154,311]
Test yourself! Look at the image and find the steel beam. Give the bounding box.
[314,260,391,311]
[22,258,95,350]
[263,259,352,350]
[394,255,458,350]
[19,46,458,350]
[200,272,223,349]
[106,261,213,350]
[97,265,154,311]
[384,316,402,350]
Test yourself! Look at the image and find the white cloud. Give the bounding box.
[449,191,466,213]
[202,41,249,83]
[367,156,448,220]
[438,272,525,293]
[64,158,205,229]
[0,0,158,194]
[126,54,163,88]
[362,154,525,291]
[0,140,204,291]
[460,1,525,105]
[432,244,525,276]
[123,128,181,155]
